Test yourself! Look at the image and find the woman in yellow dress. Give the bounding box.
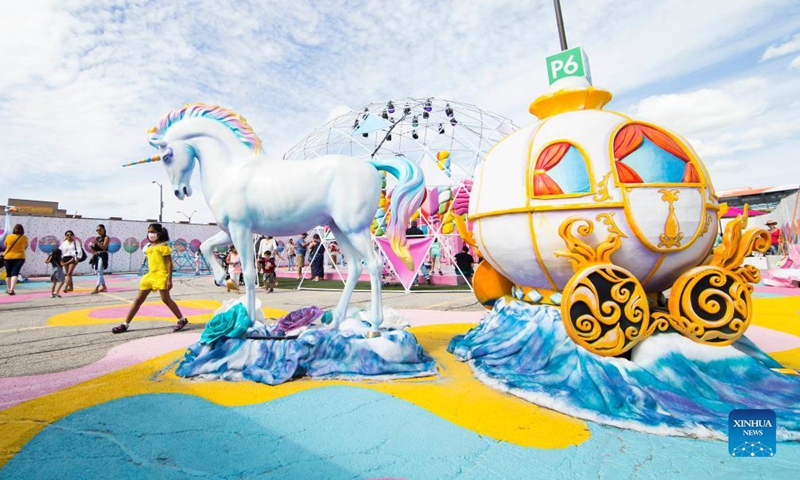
[112,224,188,333]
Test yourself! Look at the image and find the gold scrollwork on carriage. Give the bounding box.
[555,206,768,357]
[555,218,668,356]
[657,205,769,346]
[593,172,613,202]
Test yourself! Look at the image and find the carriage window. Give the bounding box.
[531,142,591,196]
[613,124,700,184]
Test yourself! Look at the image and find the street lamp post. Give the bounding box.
[152,181,163,223]
[553,0,568,51]
[178,210,196,223]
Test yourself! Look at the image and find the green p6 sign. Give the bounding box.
[546,47,590,85]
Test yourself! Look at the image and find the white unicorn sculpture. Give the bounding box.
[126,103,425,334]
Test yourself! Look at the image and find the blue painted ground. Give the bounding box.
[2,387,799,479]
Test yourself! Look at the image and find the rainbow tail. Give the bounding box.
[369,156,425,270]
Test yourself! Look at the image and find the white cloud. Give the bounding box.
[790,55,800,69]
[2,0,800,219]
[0,1,74,90]
[634,88,762,134]
[323,105,353,124]
[708,160,744,172]
[761,32,800,61]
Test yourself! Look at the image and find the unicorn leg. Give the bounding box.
[200,230,232,286]
[328,225,361,328]
[229,224,257,322]
[348,230,384,334]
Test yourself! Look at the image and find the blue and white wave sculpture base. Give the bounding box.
[176,299,436,385]
[448,298,800,441]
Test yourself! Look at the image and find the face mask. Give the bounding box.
[148,232,159,242]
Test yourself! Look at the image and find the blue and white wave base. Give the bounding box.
[176,299,436,385]
[448,298,800,440]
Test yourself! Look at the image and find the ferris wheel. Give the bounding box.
[282,98,518,290]
[283,97,517,185]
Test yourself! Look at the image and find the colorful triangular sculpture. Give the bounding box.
[376,236,434,291]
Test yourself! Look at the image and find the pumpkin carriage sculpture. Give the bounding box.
[464,83,769,356]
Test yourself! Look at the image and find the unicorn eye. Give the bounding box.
[162,150,173,164]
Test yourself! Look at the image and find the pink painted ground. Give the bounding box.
[754,284,800,295]
[745,325,800,352]
[0,333,201,411]
[0,287,128,305]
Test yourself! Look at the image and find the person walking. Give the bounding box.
[260,250,277,293]
[329,241,340,267]
[46,248,65,298]
[3,224,27,295]
[257,236,278,286]
[295,233,309,279]
[285,238,296,271]
[112,223,188,333]
[226,246,243,287]
[308,233,325,281]
[430,238,443,275]
[90,224,110,294]
[59,230,83,293]
[766,220,783,255]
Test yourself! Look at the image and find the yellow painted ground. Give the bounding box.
[47,300,287,327]
[0,323,590,467]
[752,297,800,371]
[752,296,800,337]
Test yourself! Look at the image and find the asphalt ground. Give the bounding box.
[0,273,483,377]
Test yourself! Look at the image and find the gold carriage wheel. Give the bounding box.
[666,265,752,346]
[561,263,668,357]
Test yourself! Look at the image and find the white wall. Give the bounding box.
[0,215,220,277]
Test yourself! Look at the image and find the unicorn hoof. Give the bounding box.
[366,330,381,339]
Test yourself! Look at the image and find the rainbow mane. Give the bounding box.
[148,103,262,153]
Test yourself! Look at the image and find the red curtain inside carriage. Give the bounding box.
[532,142,571,196]
[613,124,700,184]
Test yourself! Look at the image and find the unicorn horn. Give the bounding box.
[122,154,161,168]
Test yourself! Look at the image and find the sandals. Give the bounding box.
[112,319,186,334]
[112,323,129,334]
[173,318,189,332]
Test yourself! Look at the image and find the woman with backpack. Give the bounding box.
[59,230,84,293]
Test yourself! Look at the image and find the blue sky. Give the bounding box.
[1,0,799,223]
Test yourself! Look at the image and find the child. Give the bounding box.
[225,245,242,293]
[226,245,243,286]
[112,223,188,333]
[46,248,65,298]
[260,250,277,293]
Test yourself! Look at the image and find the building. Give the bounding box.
[2,198,70,217]
[718,185,800,212]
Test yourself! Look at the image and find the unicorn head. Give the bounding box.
[125,103,262,200]
[148,135,195,200]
